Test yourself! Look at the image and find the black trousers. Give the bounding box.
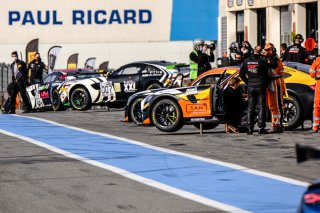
[247,87,266,130]
[10,80,31,111]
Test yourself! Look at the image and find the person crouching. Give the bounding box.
[223,77,244,133]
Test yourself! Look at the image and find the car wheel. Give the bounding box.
[283,95,303,129]
[130,98,143,124]
[70,87,91,111]
[151,99,183,132]
[146,83,162,90]
[52,90,66,111]
[193,123,219,130]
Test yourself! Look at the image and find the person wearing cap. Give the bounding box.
[283,34,308,64]
[189,38,215,80]
[309,56,320,133]
[9,51,31,114]
[264,43,286,133]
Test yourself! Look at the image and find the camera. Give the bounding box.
[207,42,216,51]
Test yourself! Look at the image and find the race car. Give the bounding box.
[125,63,316,131]
[26,70,102,111]
[54,61,189,111]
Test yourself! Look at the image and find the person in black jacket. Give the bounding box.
[240,46,270,134]
[28,52,47,84]
[223,77,244,133]
[283,34,308,64]
[9,51,31,114]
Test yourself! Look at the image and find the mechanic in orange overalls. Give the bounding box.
[265,43,286,133]
[309,56,320,132]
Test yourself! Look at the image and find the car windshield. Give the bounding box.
[283,62,310,74]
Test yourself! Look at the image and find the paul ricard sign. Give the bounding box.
[0,0,172,43]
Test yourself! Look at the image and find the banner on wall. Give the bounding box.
[67,53,78,69]
[84,57,96,69]
[47,46,62,74]
[25,38,39,64]
[98,61,109,72]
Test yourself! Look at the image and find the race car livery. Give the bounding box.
[55,61,189,111]
[126,63,316,131]
[26,70,102,111]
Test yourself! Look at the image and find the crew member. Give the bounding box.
[283,34,308,63]
[28,52,47,84]
[223,77,244,133]
[10,51,31,113]
[241,41,254,59]
[265,43,286,133]
[240,46,269,134]
[309,56,320,133]
[189,38,215,80]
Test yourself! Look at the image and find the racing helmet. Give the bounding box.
[193,38,205,48]
[229,42,240,53]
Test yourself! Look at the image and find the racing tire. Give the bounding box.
[151,99,184,132]
[146,83,162,90]
[70,87,92,111]
[51,90,66,111]
[193,123,219,130]
[130,98,143,124]
[283,95,303,130]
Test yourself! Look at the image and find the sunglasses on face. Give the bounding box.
[236,57,242,59]
[264,48,272,51]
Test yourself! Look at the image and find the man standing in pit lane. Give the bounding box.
[240,46,269,135]
[309,56,320,133]
[283,34,308,64]
[264,43,286,133]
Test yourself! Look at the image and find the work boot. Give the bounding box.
[258,128,270,134]
[247,129,253,135]
[270,126,283,134]
[8,110,15,114]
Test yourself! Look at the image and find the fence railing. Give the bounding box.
[0,63,12,107]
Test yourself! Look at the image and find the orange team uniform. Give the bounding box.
[309,57,320,132]
[266,58,286,128]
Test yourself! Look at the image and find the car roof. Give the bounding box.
[128,60,177,67]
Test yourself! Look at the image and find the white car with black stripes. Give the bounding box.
[53,61,190,111]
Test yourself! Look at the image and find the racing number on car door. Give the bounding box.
[100,81,116,101]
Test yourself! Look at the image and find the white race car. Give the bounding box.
[54,61,189,111]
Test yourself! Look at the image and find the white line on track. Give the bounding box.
[0,115,310,212]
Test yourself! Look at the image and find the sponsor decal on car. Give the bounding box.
[40,91,49,99]
[124,80,137,92]
[186,87,197,94]
[142,70,163,78]
[186,104,207,112]
[114,83,121,92]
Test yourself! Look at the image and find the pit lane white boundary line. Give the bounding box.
[0,128,249,213]
[0,114,310,212]
[19,115,309,187]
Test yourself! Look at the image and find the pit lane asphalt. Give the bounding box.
[1,109,319,213]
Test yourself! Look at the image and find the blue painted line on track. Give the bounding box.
[0,115,305,212]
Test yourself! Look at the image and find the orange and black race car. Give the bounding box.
[125,63,315,132]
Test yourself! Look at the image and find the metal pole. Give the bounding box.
[200,123,203,135]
